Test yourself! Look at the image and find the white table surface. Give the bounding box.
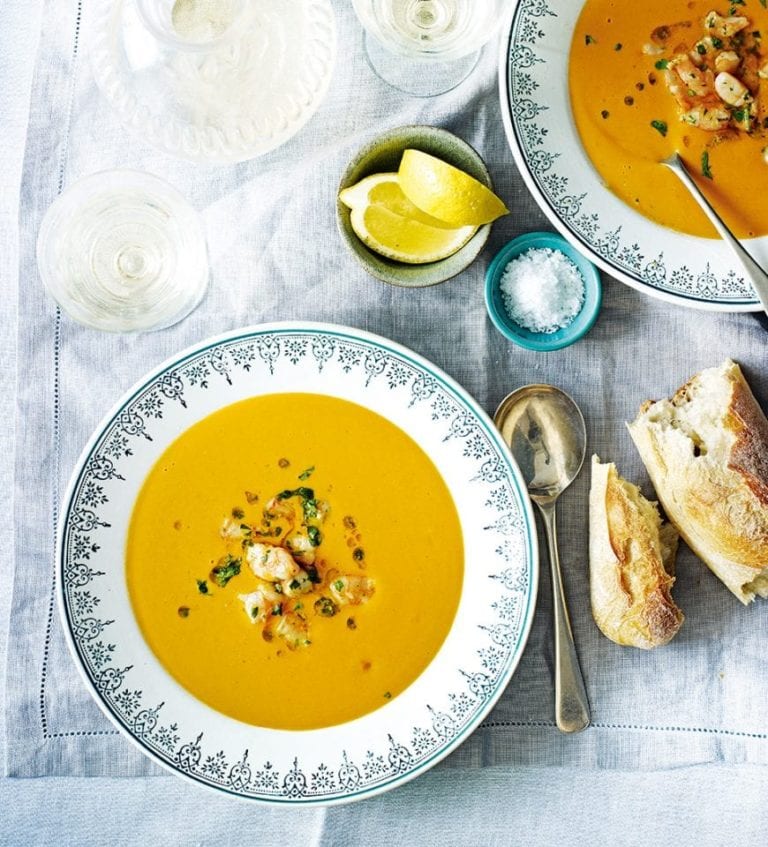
[2,2,768,844]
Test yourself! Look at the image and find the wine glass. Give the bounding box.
[352,0,506,97]
[37,170,209,332]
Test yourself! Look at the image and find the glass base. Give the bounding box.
[363,31,479,97]
[37,170,209,333]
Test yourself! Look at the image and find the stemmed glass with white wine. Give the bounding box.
[37,170,209,333]
[352,0,506,97]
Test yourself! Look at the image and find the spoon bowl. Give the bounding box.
[494,384,590,733]
[495,384,586,501]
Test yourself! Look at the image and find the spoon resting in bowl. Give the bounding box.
[661,153,768,318]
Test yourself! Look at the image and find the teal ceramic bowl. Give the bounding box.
[484,232,602,352]
[336,125,495,287]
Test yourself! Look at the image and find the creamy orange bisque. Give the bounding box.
[126,393,464,730]
[570,0,768,239]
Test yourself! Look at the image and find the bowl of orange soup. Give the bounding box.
[57,322,537,803]
[499,0,768,311]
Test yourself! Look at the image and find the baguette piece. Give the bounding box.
[628,359,768,604]
[589,456,683,648]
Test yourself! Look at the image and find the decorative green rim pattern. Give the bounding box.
[499,0,763,312]
[57,322,538,804]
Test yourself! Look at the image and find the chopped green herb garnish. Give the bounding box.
[711,36,723,48]
[294,602,304,611]
[272,603,283,616]
[273,581,283,594]
[353,547,365,562]
[232,507,244,520]
[276,486,315,501]
[211,554,241,587]
[733,107,748,123]
[333,579,344,592]
[701,151,713,180]
[696,43,707,54]
[305,564,321,584]
[178,606,190,618]
[196,579,209,595]
[250,606,259,619]
[650,119,668,137]
[314,596,338,618]
[289,579,301,591]
[298,466,315,481]
[761,0,767,9]
[585,34,596,45]
[252,525,282,539]
[614,42,622,50]
[275,487,319,519]
[654,59,669,70]
[307,526,322,547]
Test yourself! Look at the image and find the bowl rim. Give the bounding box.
[484,231,602,352]
[336,124,493,288]
[496,0,762,311]
[55,320,540,805]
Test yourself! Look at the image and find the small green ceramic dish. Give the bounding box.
[336,125,494,287]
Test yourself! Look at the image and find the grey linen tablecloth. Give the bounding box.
[4,0,768,795]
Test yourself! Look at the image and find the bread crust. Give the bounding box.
[628,360,768,604]
[727,377,768,506]
[589,456,683,648]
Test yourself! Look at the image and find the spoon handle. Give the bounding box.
[537,500,590,733]
[664,153,768,316]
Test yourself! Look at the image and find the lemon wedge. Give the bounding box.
[339,173,478,264]
[398,150,509,227]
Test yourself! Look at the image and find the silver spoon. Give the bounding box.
[494,384,590,733]
[661,152,768,317]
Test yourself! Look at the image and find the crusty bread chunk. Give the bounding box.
[589,456,683,648]
[628,359,768,604]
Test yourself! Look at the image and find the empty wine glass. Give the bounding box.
[352,0,506,97]
[37,170,209,332]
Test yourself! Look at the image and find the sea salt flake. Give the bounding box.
[499,247,585,334]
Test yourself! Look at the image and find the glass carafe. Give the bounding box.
[90,0,337,163]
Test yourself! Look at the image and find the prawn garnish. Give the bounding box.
[247,543,300,582]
